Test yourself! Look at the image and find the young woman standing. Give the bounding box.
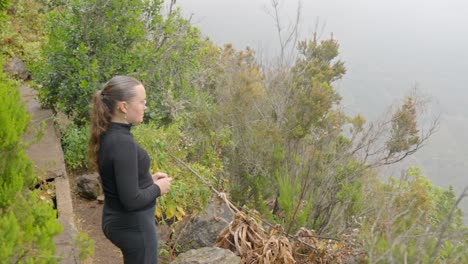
[89,76,172,263]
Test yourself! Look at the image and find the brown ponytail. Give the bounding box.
[88,76,142,170]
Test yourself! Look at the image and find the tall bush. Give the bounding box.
[35,0,149,124]
[34,0,208,126]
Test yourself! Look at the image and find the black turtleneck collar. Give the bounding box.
[109,122,132,132]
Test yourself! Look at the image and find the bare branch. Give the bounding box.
[266,0,302,66]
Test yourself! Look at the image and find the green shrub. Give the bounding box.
[61,123,89,171]
[34,0,148,124]
[0,0,10,12]
[74,232,95,261]
[360,167,467,263]
[33,0,209,126]
[0,65,32,208]
[132,122,214,222]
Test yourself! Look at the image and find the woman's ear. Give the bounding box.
[117,101,128,113]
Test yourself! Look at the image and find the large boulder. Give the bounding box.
[172,195,234,252]
[76,173,102,200]
[171,247,240,264]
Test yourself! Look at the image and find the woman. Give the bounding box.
[89,75,172,263]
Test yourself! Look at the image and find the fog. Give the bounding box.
[176,0,468,223]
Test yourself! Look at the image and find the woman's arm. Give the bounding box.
[113,140,160,211]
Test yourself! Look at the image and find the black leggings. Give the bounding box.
[102,205,158,264]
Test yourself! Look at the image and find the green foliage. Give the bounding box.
[275,163,314,232]
[360,166,467,263]
[198,45,277,206]
[348,114,366,134]
[0,68,32,208]
[295,35,346,83]
[430,185,463,228]
[286,36,345,139]
[0,193,63,263]
[0,0,10,11]
[387,97,420,154]
[132,122,215,222]
[74,232,95,261]
[190,37,359,234]
[60,122,89,171]
[439,239,468,263]
[335,161,365,220]
[34,0,150,123]
[141,7,207,125]
[34,0,208,125]
[14,2,463,263]
[268,37,356,233]
[0,0,45,63]
[0,59,63,262]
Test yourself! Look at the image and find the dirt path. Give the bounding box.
[71,179,123,264]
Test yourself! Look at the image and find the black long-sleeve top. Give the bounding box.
[98,122,161,212]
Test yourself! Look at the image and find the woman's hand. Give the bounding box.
[153,172,172,195]
[152,172,168,180]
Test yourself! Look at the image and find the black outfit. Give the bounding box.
[99,122,161,264]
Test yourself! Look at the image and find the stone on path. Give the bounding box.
[76,173,102,200]
[3,57,29,80]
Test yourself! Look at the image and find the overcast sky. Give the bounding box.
[178,0,468,113]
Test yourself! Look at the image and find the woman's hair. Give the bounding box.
[88,76,142,170]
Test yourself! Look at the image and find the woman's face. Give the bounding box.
[126,84,147,124]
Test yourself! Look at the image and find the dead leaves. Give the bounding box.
[216,211,295,264]
[216,212,366,264]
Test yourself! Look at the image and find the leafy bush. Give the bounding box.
[132,122,215,222]
[0,0,10,12]
[61,122,89,171]
[0,62,31,208]
[74,232,95,261]
[34,0,149,124]
[34,0,207,126]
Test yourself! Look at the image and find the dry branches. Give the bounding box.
[216,212,366,264]
[216,211,294,264]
